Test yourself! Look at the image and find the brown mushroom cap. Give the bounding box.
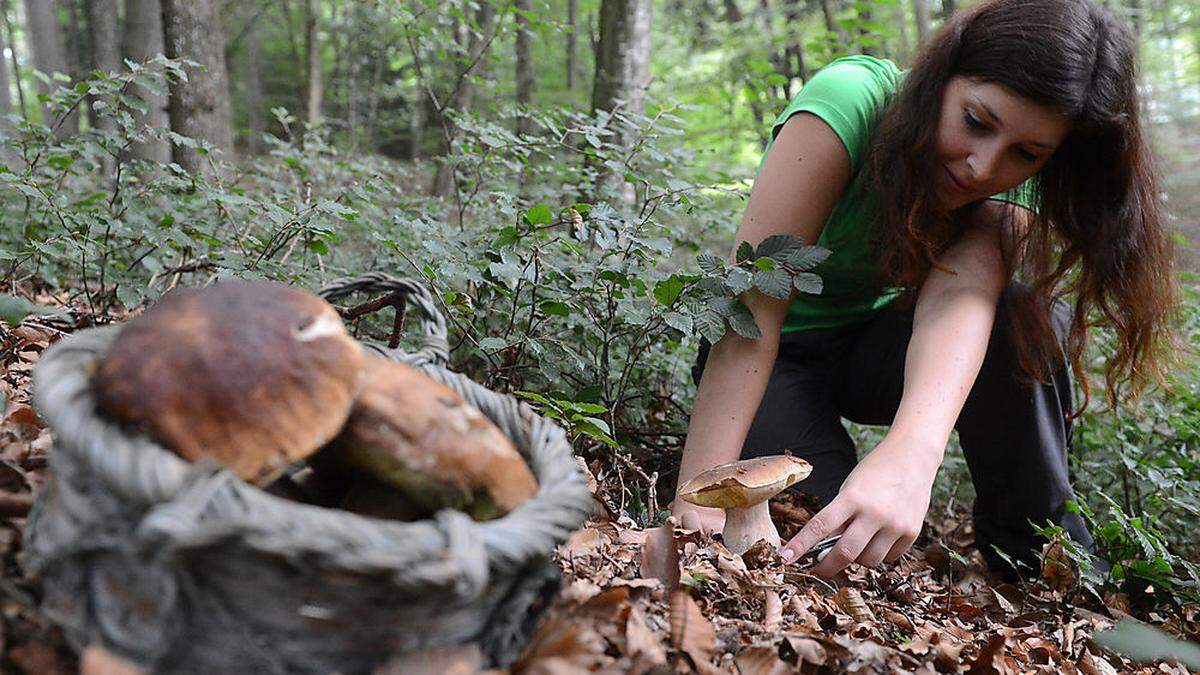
[93,280,365,485]
[316,356,538,520]
[678,456,812,509]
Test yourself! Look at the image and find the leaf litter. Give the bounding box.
[0,283,1197,674]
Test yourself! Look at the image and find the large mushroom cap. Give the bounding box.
[678,456,812,509]
[93,280,365,484]
[317,356,538,520]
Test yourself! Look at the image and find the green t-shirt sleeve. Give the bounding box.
[763,55,902,177]
[988,179,1039,212]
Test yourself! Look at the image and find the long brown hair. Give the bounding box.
[864,0,1179,409]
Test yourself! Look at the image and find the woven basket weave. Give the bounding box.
[22,273,591,674]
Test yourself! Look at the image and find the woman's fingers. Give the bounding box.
[884,531,918,564]
[811,519,872,577]
[856,530,898,569]
[779,499,852,565]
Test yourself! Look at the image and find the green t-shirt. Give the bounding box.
[758,55,1034,332]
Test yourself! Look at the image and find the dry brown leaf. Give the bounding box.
[733,645,792,675]
[778,633,828,668]
[882,608,914,631]
[624,604,666,665]
[372,644,483,675]
[639,524,680,589]
[836,586,876,624]
[762,589,782,633]
[669,589,717,669]
[562,527,605,556]
[1077,648,1120,675]
[1040,540,1076,592]
[789,593,822,632]
[2,404,41,430]
[965,632,1013,675]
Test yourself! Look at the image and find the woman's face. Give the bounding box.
[935,76,1070,210]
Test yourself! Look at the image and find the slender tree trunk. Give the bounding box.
[23,0,79,134]
[590,0,652,204]
[4,0,28,119]
[892,0,909,63]
[87,0,120,152]
[304,0,322,126]
[722,0,742,23]
[244,13,264,153]
[161,0,234,173]
[816,0,848,50]
[515,0,534,136]
[939,0,956,21]
[0,9,11,119]
[566,0,577,90]
[912,0,930,45]
[431,1,497,197]
[783,0,807,90]
[857,7,879,57]
[123,0,170,162]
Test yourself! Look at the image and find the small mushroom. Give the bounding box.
[677,456,812,554]
[314,356,538,521]
[93,280,365,485]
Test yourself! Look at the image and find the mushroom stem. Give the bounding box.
[723,502,780,554]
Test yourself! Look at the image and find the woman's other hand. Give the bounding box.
[778,432,940,577]
[672,501,726,533]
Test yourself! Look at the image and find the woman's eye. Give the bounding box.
[1017,149,1039,163]
[963,111,986,130]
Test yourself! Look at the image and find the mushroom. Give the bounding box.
[92,280,365,485]
[676,456,812,555]
[313,356,538,521]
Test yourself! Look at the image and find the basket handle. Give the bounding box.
[318,272,450,367]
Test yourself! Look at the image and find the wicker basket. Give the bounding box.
[22,273,591,675]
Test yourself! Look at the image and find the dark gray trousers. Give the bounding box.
[691,282,1094,576]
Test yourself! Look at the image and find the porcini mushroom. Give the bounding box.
[314,356,538,521]
[677,456,812,555]
[92,280,365,485]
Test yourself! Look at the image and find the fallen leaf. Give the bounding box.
[965,632,1013,675]
[625,605,666,665]
[762,589,782,633]
[640,524,680,589]
[777,633,828,668]
[669,589,717,670]
[734,645,792,675]
[836,586,876,624]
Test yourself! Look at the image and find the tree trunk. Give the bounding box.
[161,0,234,173]
[783,0,807,90]
[86,0,120,149]
[816,0,848,49]
[123,0,170,162]
[515,0,534,136]
[431,1,497,197]
[939,0,956,21]
[4,0,28,119]
[912,0,930,45]
[566,0,577,90]
[857,7,879,57]
[304,0,322,126]
[892,0,910,63]
[0,9,10,119]
[590,0,652,204]
[244,12,265,153]
[23,0,79,134]
[722,0,742,23]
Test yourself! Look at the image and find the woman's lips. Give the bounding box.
[944,166,973,195]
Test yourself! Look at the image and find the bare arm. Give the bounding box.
[672,112,852,528]
[780,201,1018,574]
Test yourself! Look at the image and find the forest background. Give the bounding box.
[0,0,1199,657]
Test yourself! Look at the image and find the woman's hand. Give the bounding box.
[778,432,941,577]
[671,500,726,534]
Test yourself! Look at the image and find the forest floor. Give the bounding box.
[2,284,1198,674]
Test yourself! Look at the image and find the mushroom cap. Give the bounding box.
[677,456,812,509]
[93,280,365,485]
[317,356,538,520]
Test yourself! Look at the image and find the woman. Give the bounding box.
[671,0,1177,579]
